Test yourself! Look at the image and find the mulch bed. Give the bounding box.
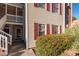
[32,48,79,56]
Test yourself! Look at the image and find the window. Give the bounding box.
[39,24,45,36]
[52,25,58,34]
[17,8,23,16]
[54,25,58,34]
[54,3,58,13]
[7,5,16,15]
[34,3,45,9]
[38,3,45,8]
[0,4,5,18]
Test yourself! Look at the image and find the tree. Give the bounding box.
[72,16,77,21]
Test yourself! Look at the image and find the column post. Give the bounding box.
[25,3,29,49]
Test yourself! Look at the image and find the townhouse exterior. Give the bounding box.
[26,3,65,48]
[0,3,66,55]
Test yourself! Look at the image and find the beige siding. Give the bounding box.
[27,3,65,48]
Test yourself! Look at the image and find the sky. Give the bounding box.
[72,3,79,20]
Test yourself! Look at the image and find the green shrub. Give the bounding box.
[36,34,75,56]
[65,24,79,51]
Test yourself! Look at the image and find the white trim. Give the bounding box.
[45,3,47,11]
[7,3,23,8]
[62,3,65,33]
[58,3,60,15]
[50,3,52,13]
[25,4,29,49]
[6,22,23,25]
[50,24,52,34]
[58,26,60,34]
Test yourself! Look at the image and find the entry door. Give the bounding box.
[4,29,9,33]
[15,26,23,40]
[4,25,9,34]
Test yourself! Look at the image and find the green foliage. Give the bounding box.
[72,16,77,21]
[36,34,74,56]
[65,24,79,51]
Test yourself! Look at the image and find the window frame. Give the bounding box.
[39,24,45,36]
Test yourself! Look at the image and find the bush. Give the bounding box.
[36,34,75,56]
[65,25,79,51]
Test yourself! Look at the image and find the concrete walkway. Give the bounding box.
[0,40,35,56]
[9,49,35,56]
[21,49,35,56]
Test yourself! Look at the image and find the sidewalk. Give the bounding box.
[9,49,35,56]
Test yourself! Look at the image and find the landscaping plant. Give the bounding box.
[36,34,74,56]
[65,24,79,52]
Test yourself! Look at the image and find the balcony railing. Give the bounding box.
[7,14,24,23]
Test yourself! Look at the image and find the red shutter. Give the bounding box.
[34,23,39,40]
[47,3,50,11]
[60,3,62,15]
[47,24,50,34]
[60,26,62,33]
[52,3,54,12]
[34,3,38,7]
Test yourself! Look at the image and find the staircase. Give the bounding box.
[0,14,12,55]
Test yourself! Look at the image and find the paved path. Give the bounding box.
[0,40,35,56]
[9,49,35,56]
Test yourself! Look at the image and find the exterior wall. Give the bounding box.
[27,3,65,48]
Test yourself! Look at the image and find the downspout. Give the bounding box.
[25,3,29,49]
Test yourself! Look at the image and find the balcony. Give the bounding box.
[7,14,24,23]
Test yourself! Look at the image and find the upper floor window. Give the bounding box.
[34,3,45,9]
[0,4,5,18]
[53,3,58,13]
[7,5,16,15]
[52,25,58,34]
[17,8,23,16]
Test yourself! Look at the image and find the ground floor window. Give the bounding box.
[34,23,62,40]
[52,25,58,34]
[39,24,45,36]
[34,23,45,40]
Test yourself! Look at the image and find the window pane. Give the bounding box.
[17,8,23,16]
[36,3,45,9]
[7,5,16,15]
[38,3,45,9]
[54,3,58,13]
[55,25,58,34]
[0,4,5,18]
[39,24,45,36]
